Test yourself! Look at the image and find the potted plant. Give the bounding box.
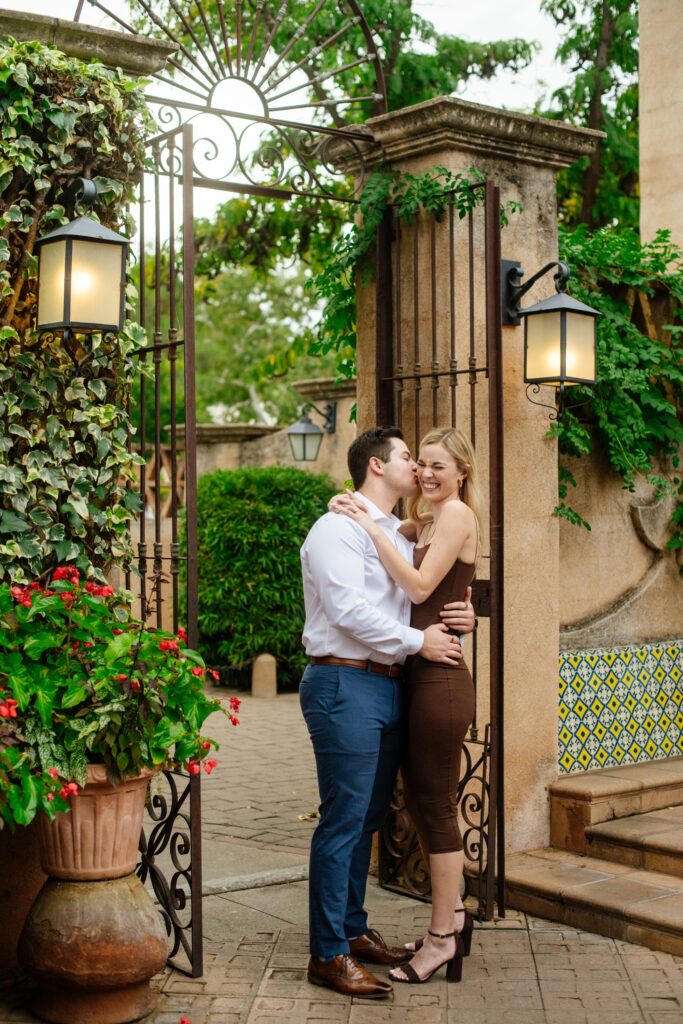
[0,564,237,1024]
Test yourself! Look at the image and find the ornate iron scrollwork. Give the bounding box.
[378,727,492,918]
[137,768,203,976]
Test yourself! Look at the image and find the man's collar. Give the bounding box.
[354,492,401,530]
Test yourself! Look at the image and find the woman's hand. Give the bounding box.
[328,490,368,516]
[328,490,378,537]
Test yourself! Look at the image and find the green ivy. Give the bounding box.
[554,225,683,558]
[0,38,150,581]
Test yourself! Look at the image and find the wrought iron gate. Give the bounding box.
[130,124,203,976]
[376,180,505,919]
[76,0,390,977]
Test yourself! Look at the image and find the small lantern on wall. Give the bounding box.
[35,178,129,342]
[287,402,337,462]
[502,259,599,417]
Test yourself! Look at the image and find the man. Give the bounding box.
[299,427,475,998]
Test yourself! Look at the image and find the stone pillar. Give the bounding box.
[640,0,683,243]
[358,97,601,853]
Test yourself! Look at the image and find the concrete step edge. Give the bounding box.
[506,852,683,956]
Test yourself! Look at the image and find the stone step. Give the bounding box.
[506,847,683,956]
[585,805,683,876]
[549,756,683,854]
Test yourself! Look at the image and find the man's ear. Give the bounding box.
[368,455,384,477]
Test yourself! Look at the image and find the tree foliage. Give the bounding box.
[538,0,639,229]
[0,38,149,581]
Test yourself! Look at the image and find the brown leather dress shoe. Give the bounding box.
[307,954,393,998]
[349,928,410,966]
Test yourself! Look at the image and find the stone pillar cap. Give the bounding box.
[0,8,176,75]
[366,95,604,171]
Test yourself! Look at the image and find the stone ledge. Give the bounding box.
[549,756,683,853]
[0,8,176,75]
[365,96,604,171]
[586,807,683,876]
[506,847,683,956]
[292,377,356,401]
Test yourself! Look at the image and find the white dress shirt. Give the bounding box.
[301,494,424,664]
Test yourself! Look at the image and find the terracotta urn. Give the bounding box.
[18,767,168,1024]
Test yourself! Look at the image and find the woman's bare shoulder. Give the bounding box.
[436,500,476,530]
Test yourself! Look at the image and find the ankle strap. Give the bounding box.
[427,928,456,939]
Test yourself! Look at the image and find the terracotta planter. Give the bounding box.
[18,767,168,1024]
[37,765,155,880]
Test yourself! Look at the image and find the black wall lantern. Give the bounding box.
[287,402,337,462]
[35,179,129,366]
[502,259,599,417]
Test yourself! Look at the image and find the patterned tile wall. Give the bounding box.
[558,640,683,773]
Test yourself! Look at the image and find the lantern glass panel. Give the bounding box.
[565,311,595,382]
[70,240,122,328]
[37,240,66,327]
[525,310,562,385]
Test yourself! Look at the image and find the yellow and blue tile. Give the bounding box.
[559,641,683,773]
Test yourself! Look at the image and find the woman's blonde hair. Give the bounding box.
[407,427,483,528]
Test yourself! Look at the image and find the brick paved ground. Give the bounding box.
[2,693,683,1024]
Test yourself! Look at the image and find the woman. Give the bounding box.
[332,426,481,985]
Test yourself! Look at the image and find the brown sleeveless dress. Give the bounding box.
[403,546,476,854]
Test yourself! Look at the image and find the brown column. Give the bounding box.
[357,97,601,853]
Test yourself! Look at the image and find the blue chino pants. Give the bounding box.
[299,663,404,960]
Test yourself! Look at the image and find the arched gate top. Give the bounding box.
[74,0,386,200]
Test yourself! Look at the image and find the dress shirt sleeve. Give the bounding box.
[305,516,423,658]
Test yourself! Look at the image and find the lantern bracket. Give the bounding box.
[302,401,337,434]
[61,176,98,218]
[502,259,571,326]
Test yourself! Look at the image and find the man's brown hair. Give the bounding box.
[347,427,404,490]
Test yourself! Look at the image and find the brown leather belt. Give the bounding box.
[310,656,402,679]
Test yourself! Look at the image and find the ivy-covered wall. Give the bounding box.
[0,38,149,581]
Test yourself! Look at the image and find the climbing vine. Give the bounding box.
[555,225,683,560]
[307,166,487,382]
[308,172,683,560]
[0,38,150,581]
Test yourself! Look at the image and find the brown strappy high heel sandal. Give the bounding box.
[404,908,474,957]
[389,928,464,984]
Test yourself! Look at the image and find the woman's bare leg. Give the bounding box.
[392,850,465,980]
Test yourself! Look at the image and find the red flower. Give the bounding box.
[191,667,204,677]
[46,793,54,802]
[203,758,218,775]
[177,627,188,643]
[131,680,141,692]
[47,768,59,779]
[11,586,33,608]
[229,715,240,727]
[59,592,75,605]
[53,566,80,584]
[0,698,18,719]
[116,674,127,681]
[209,669,220,682]
[200,740,211,751]
[179,1016,192,1024]
[186,758,201,775]
[85,581,114,597]
[112,628,123,635]
[83,641,94,648]
[159,639,180,653]
[59,782,79,799]
[229,696,241,712]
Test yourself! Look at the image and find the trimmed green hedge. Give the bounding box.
[190,466,337,690]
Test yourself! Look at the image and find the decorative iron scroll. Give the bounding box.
[378,727,491,918]
[74,0,386,200]
[137,769,203,977]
